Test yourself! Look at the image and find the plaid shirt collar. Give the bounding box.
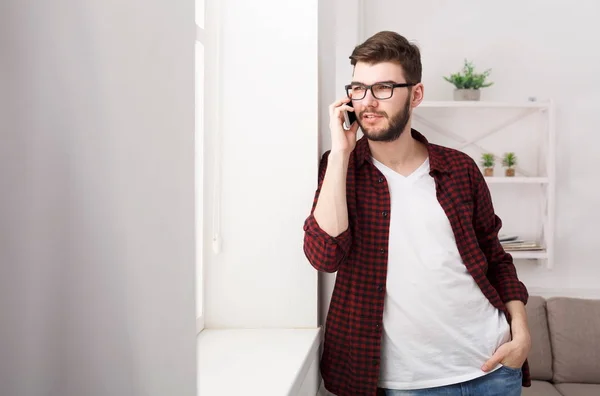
[354,128,451,174]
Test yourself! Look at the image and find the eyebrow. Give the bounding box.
[350,80,398,85]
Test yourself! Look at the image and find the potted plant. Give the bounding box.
[443,59,493,101]
[481,153,495,176]
[502,152,517,177]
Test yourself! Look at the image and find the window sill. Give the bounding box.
[198,327,322,395]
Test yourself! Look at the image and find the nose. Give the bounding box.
[363,88,379,108]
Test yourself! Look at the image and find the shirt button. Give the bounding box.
[378,285,384,292]
[380,248,385,255]
[378,177,384,183]
[382,211,388,218]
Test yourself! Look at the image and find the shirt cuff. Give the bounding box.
[303,213,352,248]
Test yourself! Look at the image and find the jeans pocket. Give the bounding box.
[499,364,523,376]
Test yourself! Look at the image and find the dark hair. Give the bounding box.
[349,31,422,84]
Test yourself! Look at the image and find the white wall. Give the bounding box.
[203,0,319,329]
[361,0,600,292]
[0,1,196,395]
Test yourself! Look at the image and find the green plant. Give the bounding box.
[444,59,493,90]
[502,152,517,168]
[481,153,495,168]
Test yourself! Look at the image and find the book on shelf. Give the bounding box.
[501,240,544,251]
[499,234,519,242]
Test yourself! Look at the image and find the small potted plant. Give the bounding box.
[443,59,493,101]
[481,153,495,177]
[502,152,517,177]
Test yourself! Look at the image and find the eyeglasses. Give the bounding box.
[345,82,416,100]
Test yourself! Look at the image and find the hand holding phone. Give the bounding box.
[329,98,359,154]
[343,100,357,130]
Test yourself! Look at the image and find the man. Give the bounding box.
[303,31,531,396]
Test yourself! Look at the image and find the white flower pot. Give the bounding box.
[454,89,481,101]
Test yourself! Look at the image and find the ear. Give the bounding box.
[411,82,425,107]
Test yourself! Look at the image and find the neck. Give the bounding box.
[368,127,427,169]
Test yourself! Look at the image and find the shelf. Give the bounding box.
[508,250,548,260]
[414,99,556,269]
[485,177,549,184]
[418,101,550,109]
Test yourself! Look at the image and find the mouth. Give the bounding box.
[362,113,384,122]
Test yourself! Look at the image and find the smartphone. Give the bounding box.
[343,101,357,130]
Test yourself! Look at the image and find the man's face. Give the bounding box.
[350,61,419,142]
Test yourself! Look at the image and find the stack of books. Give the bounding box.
[499,234,544,251]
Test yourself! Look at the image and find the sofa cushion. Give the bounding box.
[547,297,600,383]
[525,296,553,380]
[554,383,600,396]
[521,380,563,396]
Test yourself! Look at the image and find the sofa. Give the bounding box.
[522,295,600,396]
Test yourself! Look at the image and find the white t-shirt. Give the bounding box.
[372,157,511,390]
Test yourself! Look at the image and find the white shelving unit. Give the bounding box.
[485,176,549,184]
[413,100,556,268]
[418,101,550,109]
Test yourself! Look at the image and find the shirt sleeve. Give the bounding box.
[471,163,529,305]
[302,151,353,273]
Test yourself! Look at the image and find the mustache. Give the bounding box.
[359,110,387,118]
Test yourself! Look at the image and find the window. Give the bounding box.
[195,0,205,333]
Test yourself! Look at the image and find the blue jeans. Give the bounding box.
[380,366,522,396]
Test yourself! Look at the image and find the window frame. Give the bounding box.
[195,0,206,335]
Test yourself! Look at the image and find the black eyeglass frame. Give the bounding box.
[344,82,417,100]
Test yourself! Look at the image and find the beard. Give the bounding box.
[358,96,411,143]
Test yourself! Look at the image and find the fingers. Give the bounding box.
[337,104,354,114]
[329,99,356,130]
[330,97,351,108]
[481,358,499,372]
[329,97,352,115]
[481,350,504,372]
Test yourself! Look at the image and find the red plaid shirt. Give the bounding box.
[303,129,530,396]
